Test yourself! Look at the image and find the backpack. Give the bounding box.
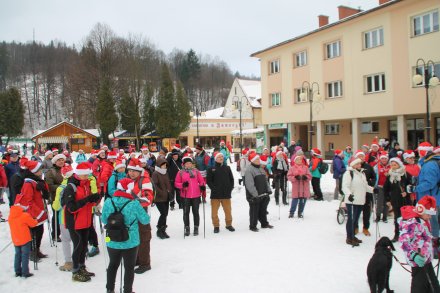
[339,170,354,196]
[105,198,134,242]
[59,183,77,207]
[319,161,329,174]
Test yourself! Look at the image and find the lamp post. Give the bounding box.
[232,96,244,155]
[300,81,321,152]
[190,107,205,146]
[413,59,439,143]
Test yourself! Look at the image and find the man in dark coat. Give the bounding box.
[332,150,346,200]
[167,149,182,210]
[207,152,235,233]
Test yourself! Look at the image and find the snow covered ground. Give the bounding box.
[0,158,413,293]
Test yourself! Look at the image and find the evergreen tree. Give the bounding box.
[155,63,178,138]
[96,79,118,145]
[119,89,137,133]
[0,88,25,145]
[0,42,8,91]
[141,83,155,134]
[175,81,191,134]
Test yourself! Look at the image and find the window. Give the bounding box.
[270,93,281,106]
[325,40,341,59]
[414,62,440,86]
[364,27,384,49]
[365,73,386,93]
[361,121,379,133]
[71,138,85,144]
[325,123,340,135]
[326,81,343,98]
[294,51,307,67]
[269,59,280,74]
[294,88,307,103]
[412,10,439,36]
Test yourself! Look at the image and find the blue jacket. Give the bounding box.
[75,153,88,164]
[415,154,440,205]
[332,155,346,179]
[219,146,230,165]
[107,171,127,197]
[102,194,150,249]
[5,161,20,182]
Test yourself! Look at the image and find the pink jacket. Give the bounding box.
[174,168,205,199]
[287,163,312,199]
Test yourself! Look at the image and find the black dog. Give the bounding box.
[367,237,395,293]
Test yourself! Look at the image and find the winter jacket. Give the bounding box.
[75,153,87,164]
[239,155,249,177]
[62,175,99,230]
[129,171,154,208]
[152,160,172,203]
[288,144,297,158]
[8,206,38,246]
[389,148,402,159]
[92,158,104,182]
[415,154,440,204]
[244,163,272,202]
[100,160,114,194]
[342,168,374,205]
[310,156,322,178]
[343,151,352,166]
[0,164,7,188]
[194,150,210,177]
[167,156,182,183]
[45,165,63,202]
[31,155,43,163]
[107,170,127,198]
[102,192,150,250]
[374,163,390,187]
[361,162,376,188]
[332,155,346,179]
[272,157,289,176]
[383,167,411,207]
[174,168,205,199]
[14,178,49,225]
[219,146,230,164]
[5,161,20,184]
[207,162,234,199]
[41,158,53,174]
[138,153,156,168]
[265,156,273,175]
[368,151,379,167]
[399,206,434,267]
[287,162,312,199]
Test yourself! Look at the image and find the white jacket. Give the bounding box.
[342,168,374,205]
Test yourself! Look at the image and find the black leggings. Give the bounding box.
[183,197,201,227]
[88,216,99,247]
[155,202,169,228]
[107,246,138,293]
[68,228,89,272]
[311,177,323,200]
[411,263,440,293]
[31,224,44,250]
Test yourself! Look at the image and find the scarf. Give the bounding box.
[388,166,405,184]
[154,166,167,175]
[277,158,288,171]
[183,167,195,178]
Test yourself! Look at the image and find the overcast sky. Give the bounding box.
[1,0,379,76]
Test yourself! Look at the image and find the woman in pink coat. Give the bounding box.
[175,155,206,236]
[287,154,312,218]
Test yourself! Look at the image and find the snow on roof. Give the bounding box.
[237,79,261,108]
[196,107,225,119]
[108,130,127,139]
[83,129,100,137]
[32,121,99,139]
[231,127,264,135]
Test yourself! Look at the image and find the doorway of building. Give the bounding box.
[298,125,308,151]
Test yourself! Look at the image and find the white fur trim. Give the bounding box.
[114,163,126,170]
[31,162,42,173]
[52,154,67,164]
[142,182,153,191]
[107,154,117,159]
[75,168,91,175]
[127,165,143,172]
[214,152,224,160]
[250,154,260,163]
[403,152,415,160]
[36,210,45,220]
[350,158,362,167]
[389,158,404,167]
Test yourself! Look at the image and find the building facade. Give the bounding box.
[251,0,440,155]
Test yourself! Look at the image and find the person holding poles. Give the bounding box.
[174,154,206,237]
[287,153,312,218]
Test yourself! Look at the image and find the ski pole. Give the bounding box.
[55,209,58,266]
[32,230,38,270]
[44,201,54,247]
[202,193,206,239]
[351,203,355,248]
[98,214,107,270]
[120,258,124,293]
[0,241,12,254]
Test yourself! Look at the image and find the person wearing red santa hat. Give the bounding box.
[52,148,59,156]
[117,149,125,161]
[138,145,156,170]
[273,150,289,205]
[367,138,381,167]
[374,151,391,223]
[399,196,440,292]
[403,150,420,204]
[219,140,231,166]
[99,150,118,197]
[92,148,106,186]
[41,150,53,174]
[14,160,50,261]
[310,148,324,201]
[332,149,346,200]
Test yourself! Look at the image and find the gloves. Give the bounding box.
[348,194,354,202]
[88,193,101,203]
[406,185,415,193]
[411,252,426,267]
[301,175,308,181]
[200,185,206,191]
[373,187,379,194]
[182,182,189,188]
[36,181,47,191]
[295,175,301,180]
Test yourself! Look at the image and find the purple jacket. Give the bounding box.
[174,168,205,199]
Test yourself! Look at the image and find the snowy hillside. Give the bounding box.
[0,158,412,293]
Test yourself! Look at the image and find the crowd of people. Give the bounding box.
[1,137,440,292]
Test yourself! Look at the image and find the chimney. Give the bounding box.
[338,5,362,20]
[318,15,329,27]
[378,0,391,5]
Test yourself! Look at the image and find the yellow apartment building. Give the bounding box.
[251,0,440,156]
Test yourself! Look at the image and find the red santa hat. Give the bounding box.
[116,178,135,193]
[19,157,29,169]
[389,157,404,168]
[173,144,181,151]
[61,164,74,178]
[379,151,389,160]
[310,148,321,157]
[403,150,415,160]
[334,149,342,156]
[97,148,106,156]
[114,159,126,170]
[75,162,92,175]
[346,145,352,150]
[119,149,124,153]
[220,140,225,145]
[354,150,365,158]
[52,148,59,153]
[140,145,149,151]
[415,196,437,215]
[51,154,67,164]
[242,148,249,156]
[182,154,193,165]
[107,151,117,159]
[127,158,143,172]
[63,150,69,155]
[25,160,42,173]
[214,151,224,160]
[417,142,433,157]
[33,150,39,155]
[361,144,369,150]
[102,144,108,149]
[248,151,260,163]
[44,150,53,157]
[371,138,379,148]
[260,154,268,165]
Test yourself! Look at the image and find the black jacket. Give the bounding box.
[244,163,272,201]
[383,171,411,207]
[361,162,376,188]
[207,163,234,199]
[167,156,182,182]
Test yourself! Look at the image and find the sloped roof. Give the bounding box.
[32,121,99,140]
[237,79,261,108]
[195,107,226,119]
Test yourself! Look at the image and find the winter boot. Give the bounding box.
[346,238,359,246]
[298,213,304,219]
[362,228,371,236]
[249,227,259,232]
[184,226,190,237]
[29,251,40,262]
[214,227,220,233]
[79,266,95,277]
[37,250,48,258]
[106,290,115,293]
[156,227,166,239]
[353,237,363,244]
[194,226,199,236]
[59,262,73,272]
[72,271,91,282]
[134,265,151,274]
[162,226,170,239]
[87,246,100,257]
[288,214,293,218]
[261,224,274,229]
[22,273,34,278]
[226,226,235,232]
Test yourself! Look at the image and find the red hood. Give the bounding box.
[401,205,419,220]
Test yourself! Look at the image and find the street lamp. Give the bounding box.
[190,108,205,145]
[413,58,439,143]
[232,96,245,155]
[300,81,321,152]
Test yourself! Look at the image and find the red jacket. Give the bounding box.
[376,163,390,187]
[14,179,48,225]
[0,164,7,188]
[132,170,154,208]
[99,160,114,194]
[64,175,96,230]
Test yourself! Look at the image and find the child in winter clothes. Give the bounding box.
[403,150,420,204]
[174,155,206,236]
[152,158,172,239]
[399,196,440,293]
[8,205,38,278]
[287,154,312,218]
